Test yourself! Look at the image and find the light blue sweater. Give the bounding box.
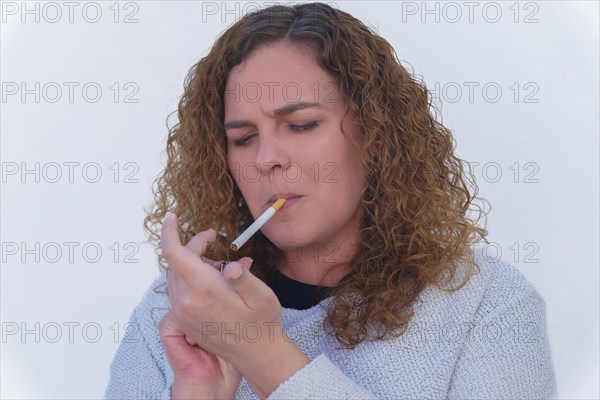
[104,250,557,399]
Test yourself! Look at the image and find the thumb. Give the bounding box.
[223,257,253,280]
[223,257,260,306]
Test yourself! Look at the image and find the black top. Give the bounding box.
[267,268,336,310]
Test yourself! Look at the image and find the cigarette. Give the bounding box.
[230,198,286,251]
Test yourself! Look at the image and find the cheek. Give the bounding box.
[228,157,263,217]
[313,154,364,216]
[330,154,365,211]
[324,144,363,186]
[228,157,247,194]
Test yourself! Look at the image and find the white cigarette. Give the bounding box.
[231,198,286,251]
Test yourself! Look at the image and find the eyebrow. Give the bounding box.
[224,102,323,130]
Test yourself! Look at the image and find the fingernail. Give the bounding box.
[163,212,173,223]
[242,257,254,269]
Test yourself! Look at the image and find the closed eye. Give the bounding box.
[232,134,256,147]
[289,121,319,132]
[231,121,319,147]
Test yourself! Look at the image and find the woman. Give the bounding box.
[105,3,557,399]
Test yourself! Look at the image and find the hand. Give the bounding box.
[160,212,283,365]
[159,312,242,399]
[161,212,309,399]
[159,218,243,398]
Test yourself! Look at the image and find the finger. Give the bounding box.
[186,230,217,257]
[200,256,219,267]
[228,256,254,275]
[185,335,197,347]
[199,257,225,273]
[222,258,265,308]
[166,266,178,301]
[161,212,217,279]
[184,232,223,272]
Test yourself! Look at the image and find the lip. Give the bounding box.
[266,193,303,208]
[278,195,303,211]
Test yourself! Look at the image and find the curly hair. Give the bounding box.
[143,2,489,349]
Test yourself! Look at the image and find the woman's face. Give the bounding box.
[224,40,366,252]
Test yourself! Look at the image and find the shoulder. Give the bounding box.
[127,272,171,361]
[105,272,174,395]
[437,250,558,398]
[468,247,548,318]
[135,271,171,312]
[413,247,549,329]
[132,271,170,329]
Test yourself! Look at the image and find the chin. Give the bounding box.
[262,224,315,250]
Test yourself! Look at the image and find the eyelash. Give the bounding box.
[232,121,319,147]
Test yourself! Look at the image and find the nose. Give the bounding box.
[254,129,291,178]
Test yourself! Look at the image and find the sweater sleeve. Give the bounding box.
[267,353,376,399]
[104,307,172,400]
[447,283,558,399]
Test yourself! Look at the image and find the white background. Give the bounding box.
[1,1,598,398]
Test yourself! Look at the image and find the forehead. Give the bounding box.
[225,41,338,106]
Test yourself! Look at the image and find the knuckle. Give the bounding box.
[179,296,195,314]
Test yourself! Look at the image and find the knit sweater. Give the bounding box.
[104,250,557,399]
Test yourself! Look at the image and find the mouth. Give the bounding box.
[266,193,303,209]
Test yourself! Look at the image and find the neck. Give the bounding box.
[277,204,364,287]
[278,235,359,287]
